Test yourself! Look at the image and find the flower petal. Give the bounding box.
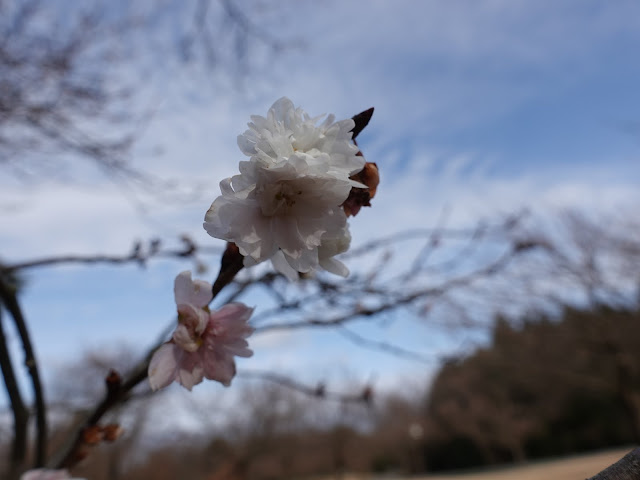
[148,343,179,391]
[174,271,212,307]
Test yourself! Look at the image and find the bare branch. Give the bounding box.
[254,249,517,334]
[335,326,437,365]
[237,369,372,405]
[1,236,222,272]
[0,275,47,468]
[0,304,29,478]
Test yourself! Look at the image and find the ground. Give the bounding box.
[318,447,633,480]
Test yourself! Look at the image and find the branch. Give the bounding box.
[49,245,242,469]
[335,326,437,365]
[0,276,47,468]
[255,249,517,334]
[50,359,150,469]
[588,448,640,480]
[237,369,372,405]
[0,305,29,478]
[2,237,222,272]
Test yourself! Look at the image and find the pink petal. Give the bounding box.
[223,339,253,358]
[176,363,204,391]
[148,344,179,391]
[174,271,212,307]
[202,350,236,386]
[211,304,254,327]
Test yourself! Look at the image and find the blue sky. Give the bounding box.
[2,1,640,408]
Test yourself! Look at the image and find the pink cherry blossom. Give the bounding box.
[148,271,254,391]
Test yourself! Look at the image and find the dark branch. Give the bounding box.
[0,305,29,477]
[335,326,437,365]
[2,237,222,272]
[237,369,372,405]
[0,276,47,468]
[255,249,517,334]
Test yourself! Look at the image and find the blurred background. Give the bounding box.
[1,1,640,478]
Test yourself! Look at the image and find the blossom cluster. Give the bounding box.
[148,271,254,391]
[204,97,366,279]
[149,98,376,391]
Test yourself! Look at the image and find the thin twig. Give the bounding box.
[50,356,151,469]
[237,369,371,404]
[2,240,222,272]
[255,249,516,334]
[335,326,437,365]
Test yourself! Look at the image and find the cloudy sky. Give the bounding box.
[2,0,640,406]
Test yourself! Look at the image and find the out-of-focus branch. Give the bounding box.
[1,236,222,272]
[335,326,436,365]
[0,305,29,478]
[587,447,640,480]
[0,276,47,468]
[255,249,517,334]
[237,369,373,405]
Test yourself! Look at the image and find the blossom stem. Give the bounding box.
[211,243,244,301]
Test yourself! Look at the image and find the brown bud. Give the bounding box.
[314,383,326,398]
[105,369,121,397]
[101,424,124,442]
[179,234,197,257]
[361,385,374,405]
[343,162,379,217]
[82,425,104,446]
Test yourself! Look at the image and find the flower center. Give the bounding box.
[257,181,303,216]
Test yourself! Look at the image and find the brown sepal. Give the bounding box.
[343,162,380,217]
[350,107,374,141]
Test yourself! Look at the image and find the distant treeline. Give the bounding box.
[423,304,640,471]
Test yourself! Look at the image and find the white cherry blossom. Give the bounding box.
[204,97,364,279]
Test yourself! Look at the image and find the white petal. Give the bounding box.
[319,257,349,277]
[271,250,299,280]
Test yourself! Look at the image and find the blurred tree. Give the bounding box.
[0,0,287,183]
[426,305,640,470]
